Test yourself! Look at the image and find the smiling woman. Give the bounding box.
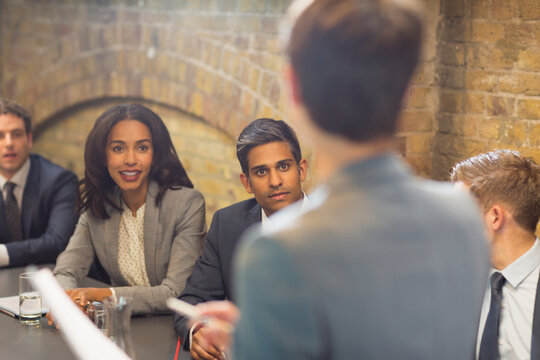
[52,104,206,316]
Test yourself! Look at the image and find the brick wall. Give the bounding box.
[0,0,3,98]
[397,0,440,177]
[433,0,540,179]
[1,0,290,139]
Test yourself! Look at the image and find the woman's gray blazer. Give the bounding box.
[53,181,206,315]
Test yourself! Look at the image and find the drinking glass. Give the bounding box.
[87,301,107,332]
[18,272,42,326]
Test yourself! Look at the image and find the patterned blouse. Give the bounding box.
[117,202,151,287]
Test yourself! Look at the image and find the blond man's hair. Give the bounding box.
[451,149,540,233]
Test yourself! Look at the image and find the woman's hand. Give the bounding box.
[46,311,56,327]
[66,288,113,309]
[46,288,113,327]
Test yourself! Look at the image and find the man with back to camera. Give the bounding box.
[194,0,490,359]
[173,118,308,360]
[451,150,540,360]
[0,98,78,267]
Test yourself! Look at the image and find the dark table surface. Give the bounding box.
[0,266,192,360]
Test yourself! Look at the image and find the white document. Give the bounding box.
[0,295,49,318]
[30,268,132,360]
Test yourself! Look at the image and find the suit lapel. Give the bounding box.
[530,270,540,358]
[143,182,159,286]
[0,195,7,243]
[103,192,122,283]
[242,199,262,232]
[224,199,261,300]
[21,156,38,238]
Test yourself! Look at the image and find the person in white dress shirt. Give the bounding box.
[0,98,78,267]
[451,149,540,360]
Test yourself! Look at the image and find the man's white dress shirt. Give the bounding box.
[476,238,540,360]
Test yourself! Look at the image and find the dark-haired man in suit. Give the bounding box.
[173,118,308,360]
[0,98,78,267]
[451,150,540,360]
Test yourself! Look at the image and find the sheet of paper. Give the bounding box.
[30,268,132,360]
[0,295,50,317]
[0,296,19,317]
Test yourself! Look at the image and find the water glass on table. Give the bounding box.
[87,301,107,332]
[19,272,42,326]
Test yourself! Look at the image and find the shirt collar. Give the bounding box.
[261,191,309,227]
[499,237,540,288]
[0,158,31,190]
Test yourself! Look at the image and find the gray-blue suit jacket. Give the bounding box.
[232,154,489,359]
[53,181,206,315]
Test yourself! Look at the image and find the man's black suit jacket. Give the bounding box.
[173,197,261,347]
[0,154,78,266]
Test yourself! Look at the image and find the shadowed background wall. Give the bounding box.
[0,0,539,223]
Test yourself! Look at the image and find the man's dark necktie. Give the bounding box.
[4,182,23,242]
[479,272,506,360]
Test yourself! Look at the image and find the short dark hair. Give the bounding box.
[0,98,32,134]
[450,149,540,233]
[286,0,423,141]
[79,104,193,219]
[236,118,302,176]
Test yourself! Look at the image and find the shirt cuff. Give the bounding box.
[189,321,202,349]
[109,287,118,300]
[0,245,10,267]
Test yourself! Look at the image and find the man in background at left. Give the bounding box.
[0,98,78,267]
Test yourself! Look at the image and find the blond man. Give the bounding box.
[451,149,540,360]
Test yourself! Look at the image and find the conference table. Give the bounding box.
[0,266,192,359]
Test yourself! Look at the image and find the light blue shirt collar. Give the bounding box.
[499,238,540,289]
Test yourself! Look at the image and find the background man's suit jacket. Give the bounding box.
[232,154,490,360]
[174,197,261,346]
[0,153,78,267]
[53,181,206,315]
